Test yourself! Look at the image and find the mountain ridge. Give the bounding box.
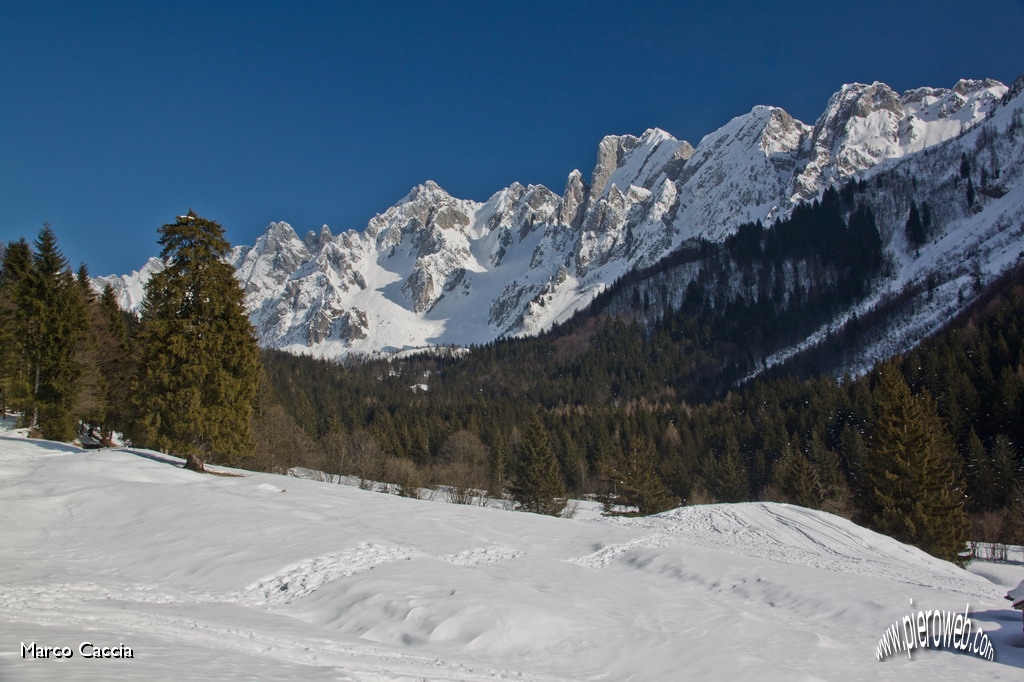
[96,76,1017,363]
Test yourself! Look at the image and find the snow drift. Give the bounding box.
[1,430,1021,681]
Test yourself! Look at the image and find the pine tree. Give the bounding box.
[133,211,261,471]
[0,240,33,415]
[22,226,89,440]
[905,200,925,248]
[959,152,971,179]
[95,283,133,444]
[773,444,822,508]
[864,363,970,563]
[702,430,749,502]
[989,434,1020,509]
[509,415,567,516]
[964,429,994,510]
[70,263,107,439]
[600,437,679,515]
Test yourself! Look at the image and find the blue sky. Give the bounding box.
[2,0,1023,276]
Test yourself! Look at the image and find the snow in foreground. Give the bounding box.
[1,431,1022,681]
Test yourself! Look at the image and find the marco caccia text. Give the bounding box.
[21,641,134,659]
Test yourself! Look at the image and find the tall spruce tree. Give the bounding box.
[0,239,34,415]
[509,415,567,516]
[864,362,970,563]
[24,226,89,439]
[905,200,926,248]
[600,437,679,516]
[133,211,261,471]
[773,444,823,508]
[702,431,749,502]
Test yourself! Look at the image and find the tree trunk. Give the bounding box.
[183,453,206,473]
[32,364,40,429]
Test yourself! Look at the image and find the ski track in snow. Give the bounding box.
[438,546,524,566]
[228,543,418,606]
[566,534,673,569]
[0,581,567,681]
[576,504,1002,600]
[5,434,1021,680]
[225,543,526,607]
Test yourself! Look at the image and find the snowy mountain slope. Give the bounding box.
[764,76,1024,377]
[555,75,1024,381]
[2,431,1021,681]
[790,79,1006,202]
[95,77,1012,359]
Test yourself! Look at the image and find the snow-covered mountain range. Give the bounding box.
[98,77,1020,361]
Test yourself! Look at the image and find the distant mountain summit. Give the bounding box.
[97,77,1017,362]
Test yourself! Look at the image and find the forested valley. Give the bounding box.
[3,193,1023,566]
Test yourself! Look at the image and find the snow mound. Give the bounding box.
[1,434,1021,681]
[229,543,418,606]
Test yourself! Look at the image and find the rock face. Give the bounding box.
[97,77,1012,359]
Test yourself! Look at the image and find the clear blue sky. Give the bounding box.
[2,0,1022,276]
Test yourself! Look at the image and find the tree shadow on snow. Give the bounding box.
[21,437,87,455]
[119,448,186,468]
[118,448,244,476]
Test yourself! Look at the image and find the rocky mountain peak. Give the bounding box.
[558,169,588,228]
[303,225,334,251]
[953,77,1002,96]
[96,75,1020,361]
[587,128,691,206]
[404,179,449,201]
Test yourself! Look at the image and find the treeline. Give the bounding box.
[0,226,133,443]
[0,214,260,473]
[257,248,1024,563]
[5,208,1023,564]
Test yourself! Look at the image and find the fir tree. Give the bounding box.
[600,437,679,516]
[133,211,261,471]
[964,429,994,510]
[773,444,822,508]
[864,363,970,563]
[702,431,749,502]
[905,200,925,248]
[959,152,971,179]
[70,263,107,437]
[509,415,567,516]
[989,434,1020,509]
[0,240,33,415]
[78,282,134,446]
[23,226,89,440]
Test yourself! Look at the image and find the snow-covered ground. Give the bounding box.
[1,428,1022,681]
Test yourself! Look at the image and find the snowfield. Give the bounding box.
[1,430,1022,681]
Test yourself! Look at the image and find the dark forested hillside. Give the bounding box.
[258,202,1024,555]
[4,185,1021,563]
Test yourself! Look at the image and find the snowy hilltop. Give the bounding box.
[97,77,1017,360]
[2,429,1022,680]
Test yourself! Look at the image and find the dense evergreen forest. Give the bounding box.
[256,258,1024,559]
[0,214,259,473]
[2,192,1022,564]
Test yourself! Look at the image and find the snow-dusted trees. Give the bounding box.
[132,212,261,471]
[905,200,926,248]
